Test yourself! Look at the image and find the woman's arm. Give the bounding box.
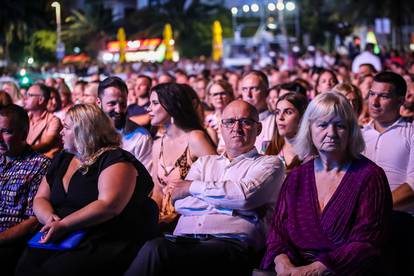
[40,162,137,243]
[33,176,56,225]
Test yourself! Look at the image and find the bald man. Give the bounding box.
[125,100,285,276]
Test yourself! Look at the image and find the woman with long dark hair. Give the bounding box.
[266,92,308,172]
[148,83,216,230]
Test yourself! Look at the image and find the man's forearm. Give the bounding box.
[392,183,414,209]
[0,217,38,245]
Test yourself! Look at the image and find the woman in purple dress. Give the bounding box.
[261,92,392,275]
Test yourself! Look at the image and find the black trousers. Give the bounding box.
[124,237,255,276]
[0,241,27,276]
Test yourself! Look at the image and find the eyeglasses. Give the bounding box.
[221,118,259,129]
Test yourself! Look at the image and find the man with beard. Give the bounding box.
[0,104,50,274]
[97,77,152,171]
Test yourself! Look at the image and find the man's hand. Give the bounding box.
[170,180,192,203]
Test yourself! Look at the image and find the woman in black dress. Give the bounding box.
[16,104,157,276]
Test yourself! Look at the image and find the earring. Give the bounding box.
[170,117,175,125]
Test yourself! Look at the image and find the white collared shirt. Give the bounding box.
[174,148,285,249]
[362,118,414,191]
[255,110,276,154]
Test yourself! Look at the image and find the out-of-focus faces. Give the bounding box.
[209,84,231,111]
[267,89,279,112]
[148,92,170,126]
[135,77,151,98]
[99,87,127,130]
[345,92,359,115]
[24,85,45,111]
[195,80,207,101]
[359,75,374,99]
[317,72,336,94]
[82,83,99,105]
[72,84,84,104]
[275,100,301,139]
[368,81,402,124]
[158,74,174,84]
[311,114,348,157]
[47,91,59,113]
[241,74,267,111]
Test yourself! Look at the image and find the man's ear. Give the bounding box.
[96,97,102,107]
[256,122,262,136]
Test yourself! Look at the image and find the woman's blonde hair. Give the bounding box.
[2,82,22,102]
[66,104,121,159]
[294,91,365,160]
[333,83,363,116]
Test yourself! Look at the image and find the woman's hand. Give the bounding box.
[290,262,328,276]
[39,218,68,244]
[274,254,296,276]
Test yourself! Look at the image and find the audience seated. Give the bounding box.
[261,92,392,275]
[0,104,51,274]
[15,104,156,276]
[24,84,62,159]
[148,83,216,231]
[97,76,153,172]
[362,72,414,211]
[124,100,285,276]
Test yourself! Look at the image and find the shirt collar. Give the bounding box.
[219,147,259,162]
[365,117,407,132]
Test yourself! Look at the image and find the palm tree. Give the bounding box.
[62,2,113,57]
[124,0,230,58]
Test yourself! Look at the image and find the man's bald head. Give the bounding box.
[222,100,259,121]
[221,100,261,159]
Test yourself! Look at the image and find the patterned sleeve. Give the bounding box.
[24,157,51,217]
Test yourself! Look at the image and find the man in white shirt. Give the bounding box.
[125,100,285,276]
[240,70,276,154]
[362,72,414,211]
[97,77,152,172]
[352,43,382,74]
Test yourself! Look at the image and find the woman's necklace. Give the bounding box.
[78,146,119,175]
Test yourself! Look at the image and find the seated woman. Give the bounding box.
[261,92,392,275]
[314,69,338,96]
[204,80,234,154]
[16,104,156,276]
[148,83,216,231]
[266,92,308,172]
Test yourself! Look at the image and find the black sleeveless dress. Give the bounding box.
[16,148,157,276]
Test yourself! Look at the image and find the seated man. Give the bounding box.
[0,104,51,274]
[24,83,62,159]
[97,76,153,171]
[362,72,414,211]
[125,100,285,276]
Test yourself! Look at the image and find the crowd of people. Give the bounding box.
[0,43,414,275]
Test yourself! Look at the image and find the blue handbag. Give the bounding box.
[28,230,86,250]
